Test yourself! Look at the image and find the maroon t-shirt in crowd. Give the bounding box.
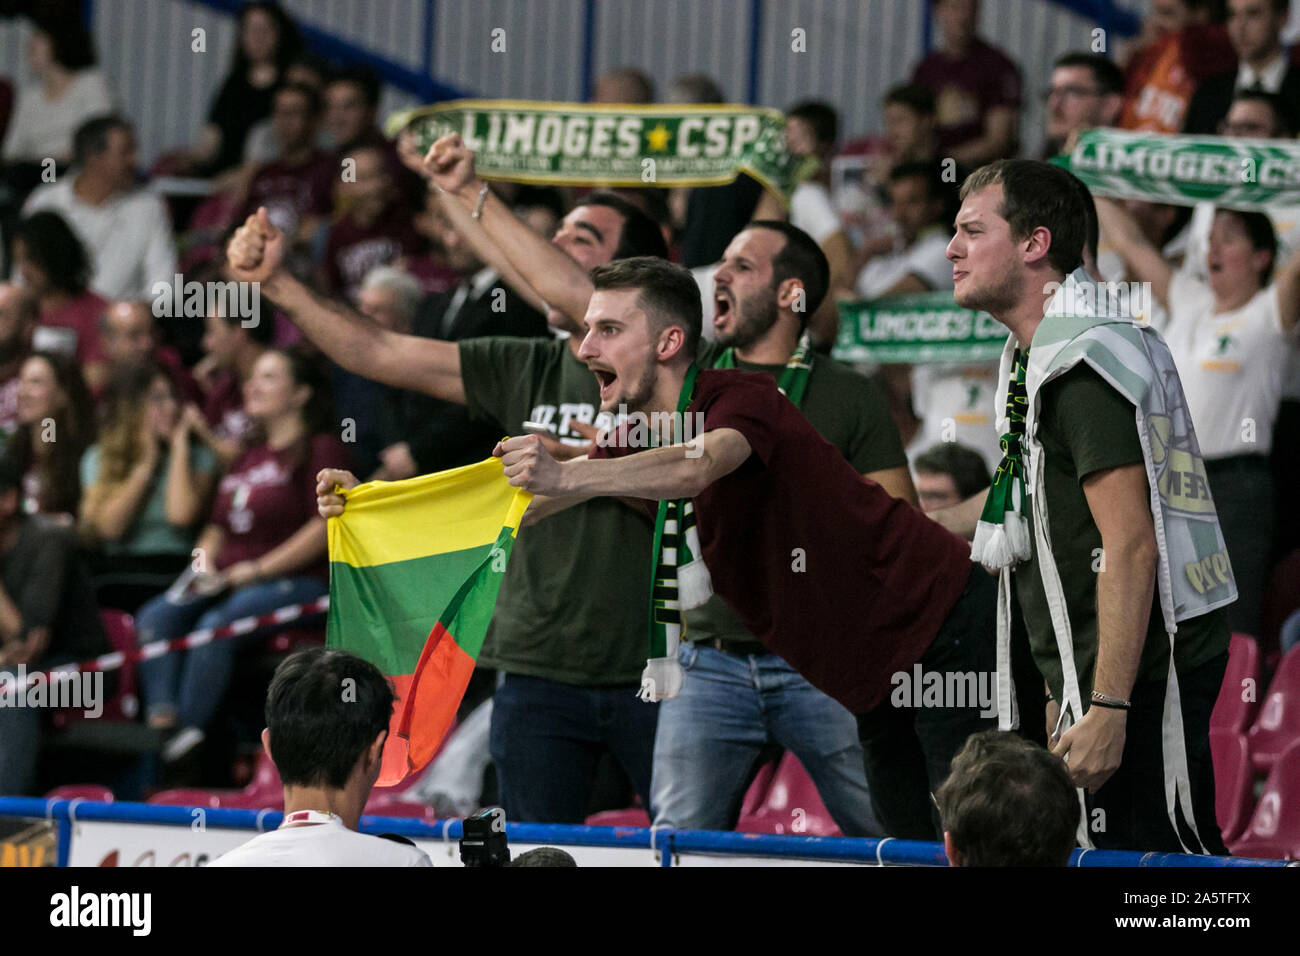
[239,151,336,239]
[911,39,1022,153]
[37,291,108,365]
[323,200,423,303]
[203,370,254,448]
[590,368,973,714]
[210,433,350,580]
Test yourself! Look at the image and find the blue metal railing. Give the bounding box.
[0,798,1290,867]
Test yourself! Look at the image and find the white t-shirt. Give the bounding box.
[22,177,178,301]
[789,182,842,244]
[1,70,114,163]
[907,362,1004,472]
[1164,268,1298,457]
[855,228,954,298]
[209,816,433,867]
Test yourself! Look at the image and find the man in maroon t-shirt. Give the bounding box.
[911,0,1022,166]
[494,257,997,839]
[238,83,335,252]
[323,144,423,303]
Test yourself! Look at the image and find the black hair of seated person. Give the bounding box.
[264,646,396,790]
[507,847,578,867]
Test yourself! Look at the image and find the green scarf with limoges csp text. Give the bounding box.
[385,99,805,197]
[1054,127,1300,211]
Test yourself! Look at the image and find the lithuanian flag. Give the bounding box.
[326,458,531,785]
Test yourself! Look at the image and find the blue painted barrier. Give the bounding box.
[0,798,1289,867]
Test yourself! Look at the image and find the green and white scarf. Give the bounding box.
[971,347,1031,568]
[639,336,815,702]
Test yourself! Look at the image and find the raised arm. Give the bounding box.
[424,134,595,333]
[1272,243,1300,334]
[226,209,466,404]
[495,428,753,508]
[1094,197,1173,308]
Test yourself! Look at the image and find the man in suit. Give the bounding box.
[368,210,548,481]
[1184,0,1300,134]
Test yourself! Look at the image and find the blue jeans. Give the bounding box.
[489,672,658,824]
[650,642,882,836]
[136,577,328,732]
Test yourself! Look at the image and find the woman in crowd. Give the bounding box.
[9,211,109,391]
[1,12,113,184]
[1097,198,1300,635]
[7,350,94,520]
[135,346,347,762]
[80,363,218,613]
[181,2,301,176]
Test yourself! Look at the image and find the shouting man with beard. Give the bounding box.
[495,255,997,840]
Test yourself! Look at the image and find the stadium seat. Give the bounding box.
[44,784,115,803]
[267,628,325,655]
[583,756,782,829]
[50,609,140,731]
[1227,738,1300,861]
[1208,729,1255,844]
[1246,645,1300,772]
[149,749,284,810]
[1210,633,1260,734]
[735,752,841,837]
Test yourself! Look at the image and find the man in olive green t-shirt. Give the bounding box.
[228,138,671,822]
[939,160,1229,854]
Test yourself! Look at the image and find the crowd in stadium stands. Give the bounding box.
[0,0,1297,863]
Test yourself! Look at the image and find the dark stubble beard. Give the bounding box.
[957,259,1023,318]
[716,287,780,352]
[617,356,661,415]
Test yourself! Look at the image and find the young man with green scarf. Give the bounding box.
[946,159,1233,854]
[497,256,998,841]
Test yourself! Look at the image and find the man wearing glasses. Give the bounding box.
[1042,53,1125,158]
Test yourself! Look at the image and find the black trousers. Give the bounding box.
[1086,650,1229,854]
[856,568,999,840]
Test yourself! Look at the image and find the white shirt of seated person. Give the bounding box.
[1164,266,1298,458]
[209,809,432,867]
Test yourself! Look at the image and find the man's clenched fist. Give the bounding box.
[494,434,567,496]
[226,207,285,283]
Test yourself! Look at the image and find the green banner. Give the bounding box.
[385,99,802,196]
[1056,128,1300,211]
[833,292,1008,364]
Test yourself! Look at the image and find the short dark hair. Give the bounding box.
[73,114,131,168]
[14,212,92,294]
[212,277,276,345]
[787,100,839,147]
[884,83,937,118]
[1215,207,1278,286]
[1052,52,1125,97]
[590,256,702,357]
[913,443,992,498]
[1228,89,1297,137]
[274,80,322,117]
[264,647,396,790]
[746,220,831,323]
[889,159,958,223]
[959,160,1087,276]
[327,64,382,108]
[30,11,98,70]
[1062,169,1100,265]
[575,191,670,260]
[935,730,1080,866]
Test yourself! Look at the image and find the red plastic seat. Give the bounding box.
[1209,729,1255,844]
[1228,738,1300,861]
[1210,633,1261,734]
[149,749,284,810]
[51,609,140,729]
[735,752,841,836]
[583,755,780,829]
[44,784,114,803]
[267,627,324,655]
[1246,645,1300,772]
